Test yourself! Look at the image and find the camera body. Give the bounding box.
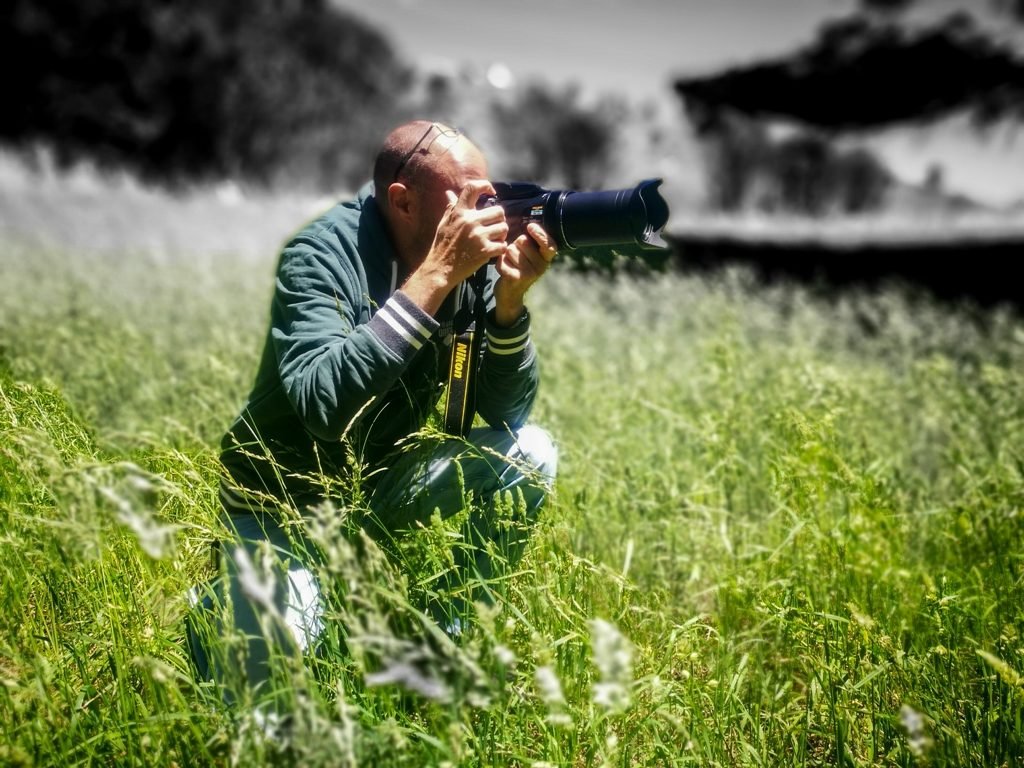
[477,178,670,251]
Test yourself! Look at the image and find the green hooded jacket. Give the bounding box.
[220,184,539,508]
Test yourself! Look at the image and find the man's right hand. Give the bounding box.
[402,180,508,314]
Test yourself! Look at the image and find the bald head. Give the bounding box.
[373,121,466,201]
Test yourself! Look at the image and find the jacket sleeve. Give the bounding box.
[271,234,439,442]
[474,304,540,431]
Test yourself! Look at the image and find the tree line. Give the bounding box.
[1,0,411,190]
[1,0,633,195]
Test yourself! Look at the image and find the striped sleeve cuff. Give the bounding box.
[366,291,439,358]
[485,308,531,357]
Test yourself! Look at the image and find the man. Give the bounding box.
[189,121,558,700]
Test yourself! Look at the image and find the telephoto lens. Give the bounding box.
[478,179,670,251]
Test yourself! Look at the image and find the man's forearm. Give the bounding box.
[492,280,527,328]
[493,296,526,328]
[401,262,454,317]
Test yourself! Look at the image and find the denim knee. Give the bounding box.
[513,424,558,489]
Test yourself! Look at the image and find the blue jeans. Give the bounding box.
[187,425,557,699]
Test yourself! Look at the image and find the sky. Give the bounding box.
[332,0,1024,207]
[333,0,848,103]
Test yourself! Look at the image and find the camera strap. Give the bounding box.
[443,267,488,437]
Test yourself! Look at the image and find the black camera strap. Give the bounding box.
[443,267,488,437]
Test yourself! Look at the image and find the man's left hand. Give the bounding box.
[493,223,557,327]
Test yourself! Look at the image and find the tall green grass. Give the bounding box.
[2,238,1023,766]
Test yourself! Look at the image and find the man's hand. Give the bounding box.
[493,222,557,327]
[402,180,508,315]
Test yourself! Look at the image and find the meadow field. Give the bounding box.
[2,184,1023,767]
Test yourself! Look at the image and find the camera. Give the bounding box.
[478,178,670,251]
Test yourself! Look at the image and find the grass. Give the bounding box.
[1,229,1023,766]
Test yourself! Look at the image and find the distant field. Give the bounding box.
[0,148,334,260]
[667,194,1024,308]
[2,172,1023,766]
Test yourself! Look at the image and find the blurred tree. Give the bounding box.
[676,13,1024,131]
[489,84,622,189]
[0,0,411,189]
[923,162,945,195]
[775,134,835,215]
[674,1,1017,214]
[687,104,891,215]
[835,147,891,212]
[862,0,1024,21]
[681,102,772,212]
[859,0,918,12]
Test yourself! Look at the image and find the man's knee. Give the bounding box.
[512,424,558,489]
[282,565,324,652]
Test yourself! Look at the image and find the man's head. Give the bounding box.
[373,120,489,265]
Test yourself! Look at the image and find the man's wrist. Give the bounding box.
[401,263,453,316]
[494,298,527,328]
[485,306,532,360]
[367,290,440,358]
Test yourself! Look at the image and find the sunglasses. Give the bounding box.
[392,123,461,184]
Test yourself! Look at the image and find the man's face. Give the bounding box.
[408,135,490,256]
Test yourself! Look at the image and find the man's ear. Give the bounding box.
[387,182,414,222]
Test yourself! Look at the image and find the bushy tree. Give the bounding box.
[836,147,891,212]
[0,0,411,189]
[489,84,623,190]
[688,107,891,215]
[774,134,835,215]
[863,0,1023,21]
[684,104,773,212]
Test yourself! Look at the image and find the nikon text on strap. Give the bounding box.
[443,267,488,437]
[443,323,477,436]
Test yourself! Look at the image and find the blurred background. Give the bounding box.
[2,0,1023,294]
